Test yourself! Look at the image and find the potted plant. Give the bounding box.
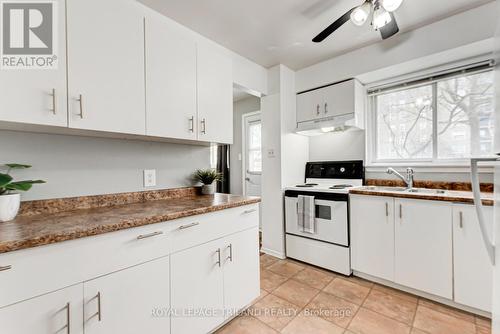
[0,164,45,222]
[193,169,222,195]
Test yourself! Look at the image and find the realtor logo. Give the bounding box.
[1,0,58,69]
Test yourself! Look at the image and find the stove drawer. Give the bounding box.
[285,196,348,246]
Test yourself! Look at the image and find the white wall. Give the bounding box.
[0,131,210,201]
[230,96,261,195]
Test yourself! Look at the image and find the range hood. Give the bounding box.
[295,113,363,136]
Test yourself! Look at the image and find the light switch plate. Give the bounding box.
[143,169,156,187]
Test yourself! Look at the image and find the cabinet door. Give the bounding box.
[453,205,493,312]
[83,257,170,334]
[296,89,322,123]
[66,0,145,135]
[197,43,233,144]
[322,79,355,118]
[223,227,260,319]
[350,195,395,281]
[145,13,197,140]
[171,239,224,334]
[395,199,453,299]
[0,284,82,334]
[0,0,67,127]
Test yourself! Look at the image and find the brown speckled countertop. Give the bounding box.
[349,186,494,206]
[0,189,260,254]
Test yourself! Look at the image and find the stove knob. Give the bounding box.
[340,167,345,173]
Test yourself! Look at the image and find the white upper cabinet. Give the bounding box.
[66,0,145,135]
[0,0,67,127]
[296,79,365,128]
[453,204,493,312]
[394,199,453,299]
[350,195,395,282]
[145,13,197,140]
[197,43,233,144]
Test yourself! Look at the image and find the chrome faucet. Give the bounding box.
[386,167,414,190]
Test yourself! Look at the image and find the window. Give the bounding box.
[371,69,494,164]
[247,121,262,173]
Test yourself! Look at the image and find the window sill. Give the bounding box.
[365,163,494,174]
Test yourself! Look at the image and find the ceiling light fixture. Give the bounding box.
[350,1,371,26]
[372,5,392,30]
[381,0,403,12]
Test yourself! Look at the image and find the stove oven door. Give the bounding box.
[285,193,349,246]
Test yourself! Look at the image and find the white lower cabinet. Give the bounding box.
[0,284,83,334]
[171,227,260,333]
[350,195,395,281]
[394,199,453,299]
[453,204,493,312]
[83,257,170,334]
[351,195,491,311]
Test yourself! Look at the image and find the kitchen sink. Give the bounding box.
[406,188,447,195]
[362,186,447,195]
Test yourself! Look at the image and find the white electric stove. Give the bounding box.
[284,161,364,275]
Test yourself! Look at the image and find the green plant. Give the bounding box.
[193,169,222,185]
[0,164,45,195]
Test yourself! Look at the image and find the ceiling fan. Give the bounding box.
[313,0,403,43]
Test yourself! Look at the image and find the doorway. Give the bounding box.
[242,111,262,197]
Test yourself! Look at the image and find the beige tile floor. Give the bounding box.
[216,255,492,334]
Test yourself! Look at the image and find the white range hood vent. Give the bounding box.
[295,113,362,136]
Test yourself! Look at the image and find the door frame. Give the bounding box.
[241,111,262,196]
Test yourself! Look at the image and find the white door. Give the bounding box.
[66,0,145,135]
[0,0,67,127]
[0,284,83,334]
[170,239,224,334]
[350,195,395,281]
[394,199,453,299]
[197,43,233,144]
[144,12,197,140]
[83,257,170,334]
[222,227,260,319]
[243,112,262,197]
[296,89,322,123]
[322,79,356,118]
[453,204,493,312]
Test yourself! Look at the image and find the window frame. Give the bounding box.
[367,66,495,168]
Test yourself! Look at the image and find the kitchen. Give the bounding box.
[0,0,499,333]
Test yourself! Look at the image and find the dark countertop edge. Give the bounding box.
[348,190,493,206]
[0,197,261,255]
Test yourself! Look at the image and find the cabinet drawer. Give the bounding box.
[169,204,259,254]
[0,222,170,308]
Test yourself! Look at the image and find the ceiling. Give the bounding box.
[140,0,493,70]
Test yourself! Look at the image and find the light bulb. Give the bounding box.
[381,0,403,12]
[350,2,371,26]
[373,6,392,30]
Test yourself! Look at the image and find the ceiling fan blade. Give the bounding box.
[312,7,355,43]
[380,12,400,40]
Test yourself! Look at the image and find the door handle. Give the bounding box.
[215,248,221,267]
[76,94,84,119]
[89,292,102,322]
[0,265,12,272]
[385,202,389,217]
[399,204,402,219]
[459,211,463,228]
[188,116,194,132]
[316,104,320,116]
[242,209,257,215]
[136,231,163,240]
[178,222,200,230]
[64,302,70,334]
[227,244,233,262]
[324,103,328,114]
[201,118,206,134]
[51,88,57,115]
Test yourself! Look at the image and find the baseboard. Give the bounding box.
[353,271,492,318]
[260,247,286,259]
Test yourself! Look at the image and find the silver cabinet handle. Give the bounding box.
[399,204,402,219]
[0,265,12,272]
[201,118,206,134]
[94,292,102,322]
[316,104,320,116]
[324,102,328,114]
[459,211,464,228]
[385,202,389,217]
[136,231,163,240]
[227,244,233,262]
[215,248,221,267]
[242,209,257,215]
[77,94,83,119]
[51,88,57,114]
[64,302,70,334]
[178,222,200,230]
[188,116,194,132]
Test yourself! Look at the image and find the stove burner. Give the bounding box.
[295,183,319,188]
[329,184,353,189]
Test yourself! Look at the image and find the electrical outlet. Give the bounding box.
[143,169,156,187]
